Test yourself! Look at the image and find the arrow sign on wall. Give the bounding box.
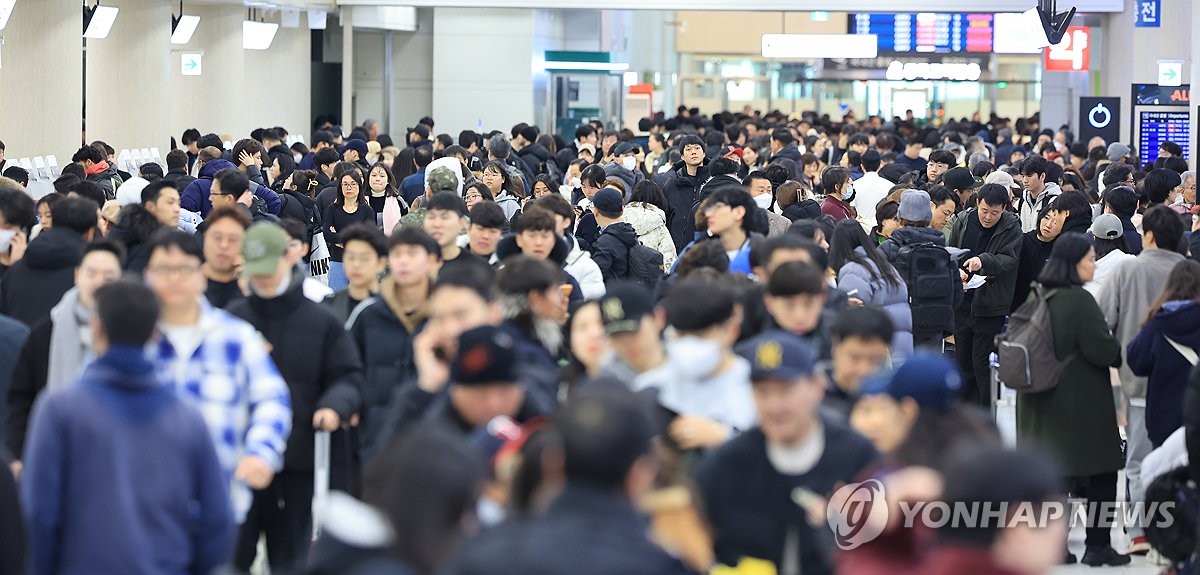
[181,53,202,76]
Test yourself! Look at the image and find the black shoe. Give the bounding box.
[1065,552,1077,564]
[1081,545,1131,567]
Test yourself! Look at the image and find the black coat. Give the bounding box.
[782,199,822,222]
[696,420,877,575]
[107,205,167,275]
[162,169,197,194]
[5,317,49,458]
[1011,231,1055,313]
[0,228,85,327]
[345,283,427,459]
[229,272,363,471]
[517,143,555,181]
[948,210,1023,318]
[447,484,694,575]
[773,143,803,164]
[592,222,638,281]
[661,161,711,253]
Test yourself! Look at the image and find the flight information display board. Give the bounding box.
[1137,109,1190,165]
[850,13,994,53]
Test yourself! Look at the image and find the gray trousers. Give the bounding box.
[1123,399,1151,539]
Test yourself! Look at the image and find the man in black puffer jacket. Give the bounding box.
[589,189,638,282]
[0,197,95,327]
[660,135,710,253]
[228,222,362,574]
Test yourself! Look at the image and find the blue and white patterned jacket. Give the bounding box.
[149,298,292,521]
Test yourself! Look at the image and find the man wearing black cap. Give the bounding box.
[698,330,877,575]
[598,282,668,383]
[391,325,549,436]
[590,188,638,282]
[407,124,432,149]
[448,386,692,575]
[942,166,981,212]
[602,142,646,194]
[661,135,710,253]
[339,139,370,170]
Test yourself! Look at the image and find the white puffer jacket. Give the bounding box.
[564,235,606,300]
[622,202,677,272]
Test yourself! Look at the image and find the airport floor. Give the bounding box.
[995,390,1163,575]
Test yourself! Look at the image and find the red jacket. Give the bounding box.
[822,195,854,221]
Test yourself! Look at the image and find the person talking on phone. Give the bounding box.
[947,183,1022,406]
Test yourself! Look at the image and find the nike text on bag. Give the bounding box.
[996,287,1074,393]
[897,242,955,335]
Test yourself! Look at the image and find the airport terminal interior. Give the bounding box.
[1,0,1200,574]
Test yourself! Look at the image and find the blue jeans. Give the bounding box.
[327,261,348,291]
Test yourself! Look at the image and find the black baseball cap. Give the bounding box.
[599,282,655,335]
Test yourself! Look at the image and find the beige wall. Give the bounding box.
[353,8,436,136]
[0,1,84,163]
[168,5,312,146]
[675,11,848,55]
[86,0,172,154]
[0,2,311,165]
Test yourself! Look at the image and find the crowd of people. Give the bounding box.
[1,105,1200,575]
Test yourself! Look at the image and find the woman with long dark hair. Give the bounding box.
[391,147,417,183]
[1128,260,1200,448]
[1015,232,1128,567]
[829,219,913,360]
[323,170,376,291]
[482,161,523,221]
[624,181,677,271]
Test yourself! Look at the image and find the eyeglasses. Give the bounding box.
[465,192,483,200]
[704,202,730,214]
[146,264,200,277]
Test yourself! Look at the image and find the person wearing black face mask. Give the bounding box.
[820,166,856,222]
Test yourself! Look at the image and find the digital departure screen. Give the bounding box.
[850,13,994,53]
[1137,110,1190,165]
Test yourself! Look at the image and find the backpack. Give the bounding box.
[895,242,957,336]
[995,286,1074,393]
[1144,465,1200,563]
[625,243,664,291]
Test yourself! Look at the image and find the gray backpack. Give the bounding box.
[996,285,1075,393]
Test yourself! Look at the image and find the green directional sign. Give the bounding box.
[181,53,202,76]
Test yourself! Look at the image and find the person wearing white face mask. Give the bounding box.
[820,166,857,222]
[744,172,790,237]
[634,278,755,452]
[602,142,646,199]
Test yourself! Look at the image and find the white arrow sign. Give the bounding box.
[1158,60,1183,87]
[181,53,202,76]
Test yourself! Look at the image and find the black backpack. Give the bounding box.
[625,244,664,291]
[895,242,958,336]
[1144,465,1200,563]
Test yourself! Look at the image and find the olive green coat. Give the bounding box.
[1016,286,1124,477]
